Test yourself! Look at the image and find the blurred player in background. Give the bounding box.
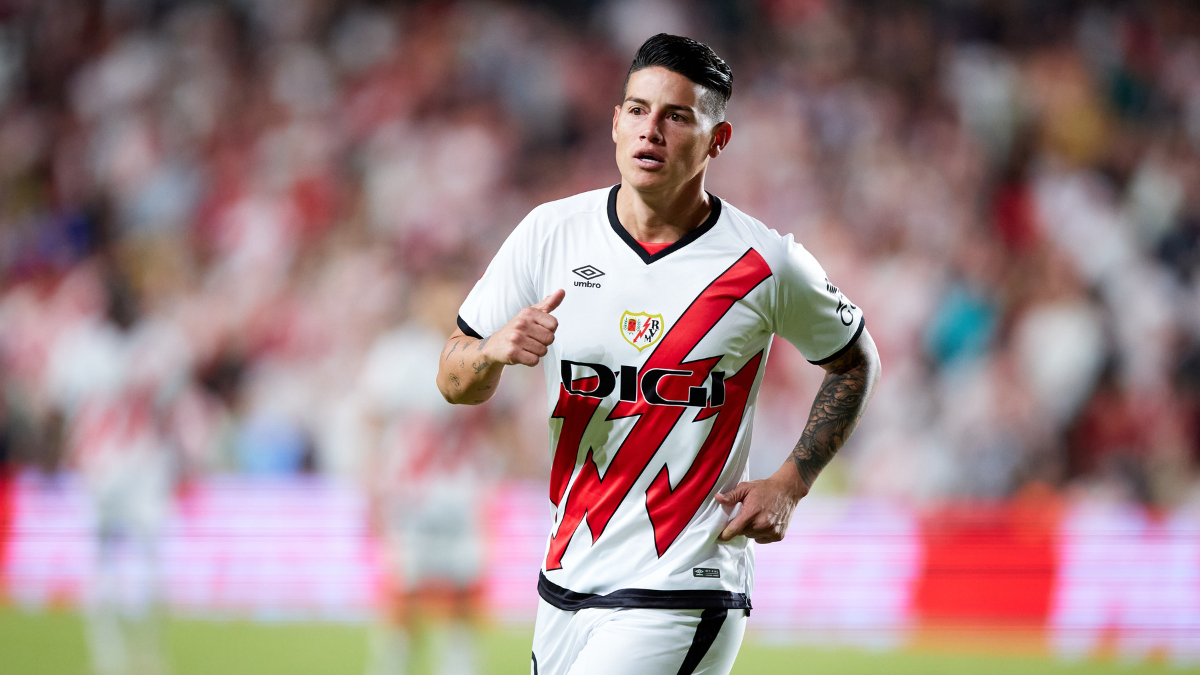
[51,259,194,675]
[362,274,494,675]
[437,35,880,674]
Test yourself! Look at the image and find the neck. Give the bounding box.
[615,173,711,244]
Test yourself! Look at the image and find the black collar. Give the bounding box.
[607,184,723,264]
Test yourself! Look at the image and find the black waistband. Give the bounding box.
[537,571,752,612]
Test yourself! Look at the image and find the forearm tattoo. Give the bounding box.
[442,335,498,403]
[792,344,876,489]
[445,336,491,374]
[445,336,475,361]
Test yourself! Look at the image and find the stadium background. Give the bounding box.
[1,0,1199,672]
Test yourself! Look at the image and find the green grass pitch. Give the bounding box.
[0,606,1195,675]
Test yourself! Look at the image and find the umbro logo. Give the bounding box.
[572,265,604,288]
[573,265,604,280]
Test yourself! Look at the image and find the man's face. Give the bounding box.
[612,66,730,193]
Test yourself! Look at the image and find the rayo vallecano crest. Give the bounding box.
[620,311,665,351]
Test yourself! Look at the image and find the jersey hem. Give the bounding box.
[807,316,866,366]
[457,315,484,339]
[537,571,753,612]
[607,185,724,264]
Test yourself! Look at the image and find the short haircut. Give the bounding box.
[623,33,733,123]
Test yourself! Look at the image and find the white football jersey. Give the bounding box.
[458,185,864,612]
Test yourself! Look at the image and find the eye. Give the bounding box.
[669,113,683,121]
[629,106,643,114]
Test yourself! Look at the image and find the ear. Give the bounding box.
[708,121,732,158]
[612,105,621,143]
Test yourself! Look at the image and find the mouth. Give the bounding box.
[633,150,665,169]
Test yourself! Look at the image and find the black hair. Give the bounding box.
[623,33,732,122]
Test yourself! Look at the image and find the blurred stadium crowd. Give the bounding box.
[0,0,1199,511]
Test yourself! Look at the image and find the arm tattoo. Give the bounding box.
[477,335,491,352]
[448,373,461,390]
[792,344,875,489]
[445,341,460,360]
[471,360,490,374]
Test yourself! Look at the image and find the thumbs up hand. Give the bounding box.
[482,289,565,367]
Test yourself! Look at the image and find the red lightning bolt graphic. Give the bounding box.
[632,318,652,344]
[544,249,772,570]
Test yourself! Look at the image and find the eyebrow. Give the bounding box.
[623,97,696,115]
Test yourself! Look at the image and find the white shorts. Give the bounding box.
[531,598,747,675]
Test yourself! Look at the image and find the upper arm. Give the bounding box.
[445,326,468,346]
[771,236,865,364]
[818,327,879,377]
[440,327,473,363]
[437,327,473,403]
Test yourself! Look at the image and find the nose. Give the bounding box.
[639,115,664,143]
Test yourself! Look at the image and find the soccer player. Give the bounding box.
[436,34,880,675]
[362,279,489,675]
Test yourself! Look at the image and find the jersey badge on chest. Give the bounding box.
[620,311,665,351]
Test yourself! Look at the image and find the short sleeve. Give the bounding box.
[457,210,542,338]
[772,235,865,364]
